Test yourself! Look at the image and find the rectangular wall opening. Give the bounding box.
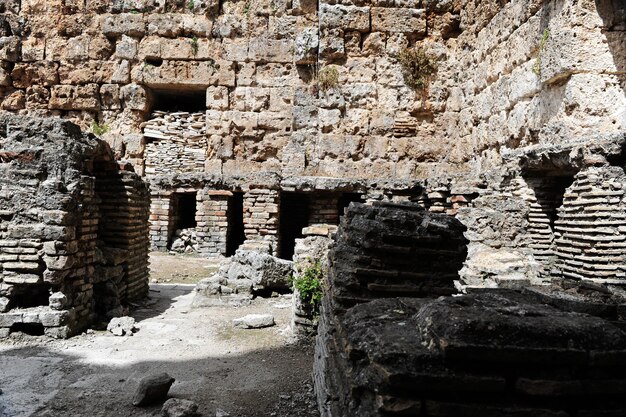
[12,283,50,308]
[151,89,206,113]
[279,192,310,260]
[175,192,198,230]
[227,192,246,256]
[169,192,198,251]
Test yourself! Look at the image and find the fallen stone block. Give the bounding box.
[233,314,275,329]
[132,372,175,406]
[107,316,137,336]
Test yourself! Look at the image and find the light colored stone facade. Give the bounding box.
[1,0,621,181]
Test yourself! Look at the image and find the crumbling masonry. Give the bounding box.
[0,115,150,338]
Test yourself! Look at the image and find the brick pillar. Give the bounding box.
[149,191,173,251]
[243,189,279,255]
[196,189,231,256]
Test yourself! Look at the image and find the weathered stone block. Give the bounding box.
[319,4,370,32]
[0,36,20,61]
[206,86,229,110]
[120,83,150,112]
[371,7,426,34]
[101,13,146,37]
[248,38,294,63]
[49,84,100,111]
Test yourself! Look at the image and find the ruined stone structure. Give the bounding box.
[0,0,625,412]
[315,203,626,417]
[2,0,622,262]
[0,115,150,338]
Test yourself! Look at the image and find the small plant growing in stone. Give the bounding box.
[190,36,199,56]
[187,0,195,11]
[532,29,550,76]
[317,65,339,92]
[243,1,252,14]
[91,121,109,136]
[397,45,438,91]
[291,262,324,311]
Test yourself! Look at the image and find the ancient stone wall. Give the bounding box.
[1,0,621,182]
[0,114,149,338]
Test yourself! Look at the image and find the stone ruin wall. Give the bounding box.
[0,0,622,180]
[0,1,624,277]
[0,114,150,338]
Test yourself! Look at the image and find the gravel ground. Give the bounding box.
[0,283,319,417]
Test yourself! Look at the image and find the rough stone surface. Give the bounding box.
[132,372,176,407]
[233,314,275,329]
[161,398,199,417]
[107,316,137,336]
[0,114,150,338]
[315,292,626,417]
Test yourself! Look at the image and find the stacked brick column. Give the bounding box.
[149,191,174,252]
[554,166,626,284]
[196,190,231,256]
[243,189,280,255]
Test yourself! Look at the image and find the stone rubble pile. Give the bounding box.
[143,111,207,176]
[170,228,199,253]
[193,248,293,306]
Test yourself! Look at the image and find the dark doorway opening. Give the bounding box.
[152,89,206,113]
[338,193,363,218]
[12,283,50,308]
[10,322,45,336]
[279,193,310,260]
[227,192,246,256]
[175,192,198,230]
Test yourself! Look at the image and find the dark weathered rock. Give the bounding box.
[315,292,626,417]
[328,202,468,308]
[132,373,175,406]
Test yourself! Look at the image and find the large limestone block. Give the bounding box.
[58,62,118,85]
[134,60,235,88]
[101,13,146,38]
[11,62,58,88]
[319,4,370,32]
[295,27,318,64]
[49,84,100,110]
[0,36,19,61]
[371,7,426,34]
[206,86,229,110]
[226,250,293,291]
[232,87,270,112]
[248,38,294,63]
[146,13,185,37]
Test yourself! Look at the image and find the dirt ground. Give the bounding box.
[149,252,221,284]
[0,256,320,417]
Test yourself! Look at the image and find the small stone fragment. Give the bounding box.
[233,314,275,329]
[161,398,199,417]
[215,409,230,417]
[107,316,137,336]
[132,372,175,406]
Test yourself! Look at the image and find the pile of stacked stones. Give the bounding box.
[170,228,199,253]
[143,111,207,176]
